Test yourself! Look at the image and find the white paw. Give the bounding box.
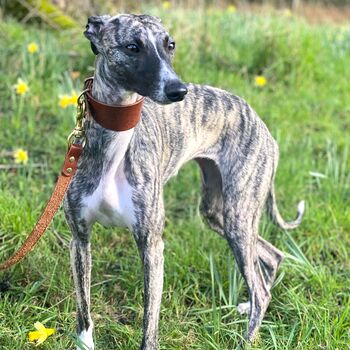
[237,301,251,315]
[77,325,94,350]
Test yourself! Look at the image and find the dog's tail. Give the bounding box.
[267,185,305,230]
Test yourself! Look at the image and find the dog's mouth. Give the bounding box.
[147,94,185,105]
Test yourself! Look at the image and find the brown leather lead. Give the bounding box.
[0,144,83,270]
[85,78,144,131]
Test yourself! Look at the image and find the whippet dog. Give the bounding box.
[64,14,304,350]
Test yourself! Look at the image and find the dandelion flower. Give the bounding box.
[28,322,55,346]
[227,5,237,13]
[255,75,267,87]
[14,78,29,95]
[13,148,28,164]
[27,42,39,54]
[162,1,170,9]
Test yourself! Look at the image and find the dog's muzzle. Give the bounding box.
[165,80,188,102]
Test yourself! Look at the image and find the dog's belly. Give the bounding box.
[81,159,136,230]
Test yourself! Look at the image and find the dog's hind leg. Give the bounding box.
[223,193,271,341]
[65,207,94,350]
[237,237,284,316]
[257,237,284,290]
[197,158,284,301]
[132,181,165,350]
[198,156,283,340]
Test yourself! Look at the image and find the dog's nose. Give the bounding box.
[165,81,188,102]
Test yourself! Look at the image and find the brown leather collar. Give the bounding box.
[84,77,144,132]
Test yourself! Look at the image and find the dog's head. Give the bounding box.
[84,14,187,104]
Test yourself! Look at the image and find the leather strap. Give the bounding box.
[0,144,83,270]
[84,78,144,131]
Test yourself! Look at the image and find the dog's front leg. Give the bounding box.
[66,212,94,350]
[70,236,93,350]
[133,188,165,350]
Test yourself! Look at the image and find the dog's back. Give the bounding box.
[129,83,276,183]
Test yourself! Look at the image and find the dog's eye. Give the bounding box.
[168,42,175,51]
[125,44,140,53]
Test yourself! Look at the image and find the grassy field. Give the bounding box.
[0,6,350,350]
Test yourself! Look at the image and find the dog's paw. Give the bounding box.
[77,325,94,350]
[77,339,94,350]
[237,301,251,315]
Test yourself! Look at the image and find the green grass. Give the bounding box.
[0,7,350,350]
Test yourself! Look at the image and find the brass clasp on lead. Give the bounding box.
[67,89,89,148]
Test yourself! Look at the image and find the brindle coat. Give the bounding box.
[64,14,304,350]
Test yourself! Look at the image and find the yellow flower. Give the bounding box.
[283,9,292,17]
[14,78,29,95]
[13,148,29,164]
[255,75,267,87]
[27,42,39,54]
[69,92,78,105]
[162,1,170,9]
[227,4,237,13]
[59,95,71,108]
[59,92,78,108]
[28,322,55,346]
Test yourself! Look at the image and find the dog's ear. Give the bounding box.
[84,15,110,55]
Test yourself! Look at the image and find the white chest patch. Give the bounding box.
[81,130,136,230]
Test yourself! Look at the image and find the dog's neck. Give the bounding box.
[92,56,141,106]
[88,56,140,168]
